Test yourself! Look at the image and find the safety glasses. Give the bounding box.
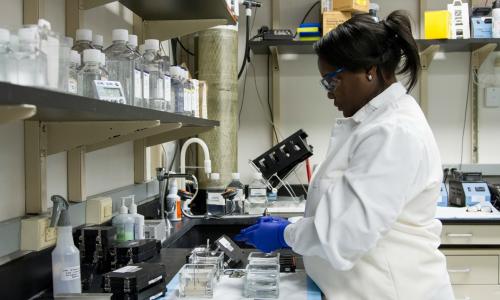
[320,68,344,92]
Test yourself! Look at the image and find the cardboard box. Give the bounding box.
[333,0,369,13]
[424,10,451,39]
[323,11,351,36]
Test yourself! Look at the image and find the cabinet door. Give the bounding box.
[446,255,499,284]
[441,225,500,245]
[453,285,500,300]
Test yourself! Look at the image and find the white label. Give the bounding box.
[134,69,142,98]
[143,73,150,100]
[184,88,191,112]
[114,265,142,273]
[61,266,81,281]
[148,275,162,286]
[207,193,224,205]
[218,237,234,252]
[250,188,267,197]
[68,78,77,94]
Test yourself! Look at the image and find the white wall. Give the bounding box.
[237,0,500,184]
[0,0,138,221]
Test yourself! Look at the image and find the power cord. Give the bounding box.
[174,38,195,57]
[459,53,473,170]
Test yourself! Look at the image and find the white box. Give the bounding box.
[21,216,56,251]
[86,196,113,225]
[485,87,500,107]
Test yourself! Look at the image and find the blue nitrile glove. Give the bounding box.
[234,216,290,253]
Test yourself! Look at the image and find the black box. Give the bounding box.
[112,239,161,268]
[112,282,166,300]
[103,263,165,294]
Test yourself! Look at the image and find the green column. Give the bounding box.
[198,26,239,187]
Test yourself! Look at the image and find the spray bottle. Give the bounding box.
[128,195,145,239]
[50,195,81,295]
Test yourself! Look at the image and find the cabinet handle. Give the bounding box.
[448,268,471,273]
[447,233,473,237]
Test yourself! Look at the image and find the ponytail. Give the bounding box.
[314,10,420,92]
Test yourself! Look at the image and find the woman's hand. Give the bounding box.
[234,216,290,253]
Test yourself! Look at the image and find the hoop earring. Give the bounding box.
[367,74,373,81]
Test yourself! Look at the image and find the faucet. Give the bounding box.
[180,137,212,188]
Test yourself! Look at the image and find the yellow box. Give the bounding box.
[424,10,451,39]
[323,11,351,36]
[333,0,369,13]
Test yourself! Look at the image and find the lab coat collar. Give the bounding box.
[335,82,407,125]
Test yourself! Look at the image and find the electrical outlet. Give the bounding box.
[485,87,500,108]
[21,216,57,251]
[86,196,113,225]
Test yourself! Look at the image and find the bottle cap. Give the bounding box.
[232,173,240,180]
[128,34,138,47]
[144,39,160,51]
[120,198,129,214]
[112,29,129,42]
[369,3,379,11]
[0,29,10,42]
[37,18,51,30]
[253,172,263,180]
[18,28,37,42]
[92,34,103,47]
[83,49,100,63]
[211,173,220,180]
[129,195,137,214]
[70,50,80,65]
[76,29,92,41]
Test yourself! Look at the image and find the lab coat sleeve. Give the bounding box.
[284,124,424,270]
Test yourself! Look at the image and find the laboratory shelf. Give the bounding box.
[249,38,500,55]
[0,104,36,124]
[116,0,237,23]
[0,82,219,154]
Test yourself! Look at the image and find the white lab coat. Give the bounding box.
[284,82,454,300]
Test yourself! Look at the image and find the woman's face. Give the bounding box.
[317,57,377,118]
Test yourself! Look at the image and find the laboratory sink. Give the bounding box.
[165,218,259,249]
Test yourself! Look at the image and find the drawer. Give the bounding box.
[446,255,498,284]
[453,285,500,300]
[441,225,500,245]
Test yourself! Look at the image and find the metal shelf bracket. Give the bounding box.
[419,45,440,116]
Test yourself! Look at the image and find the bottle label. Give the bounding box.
[134,69,142,99]
[207,193,225,205]
[61,266,81,281]
[68,78,77,94]
[143,72,150,100]
[250,188,267,197]
[164,76,171,102]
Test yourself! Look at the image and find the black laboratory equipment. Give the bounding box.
[111,239,161,269]
[448,171,492,207]
[250,129,313,192]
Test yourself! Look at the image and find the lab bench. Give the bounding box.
[439,219,500,300]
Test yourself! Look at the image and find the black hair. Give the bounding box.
[314,10,420,92]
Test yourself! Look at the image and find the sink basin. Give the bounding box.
[166,219,258,249]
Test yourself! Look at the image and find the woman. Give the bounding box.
[235,10,454,300]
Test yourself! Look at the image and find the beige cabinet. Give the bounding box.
[441,223,500,300]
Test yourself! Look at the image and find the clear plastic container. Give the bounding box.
[248,252,280,265]
[171,66,185,115]
[189,250,224,280]
[98,52,108,81]
[68,50,80,94]
[244,264,280,299]
[160,54,173,112]
[128,34,144,107]
[226,173,245,215]
[192,79,200,117]
[77,49,103,98]
[182,68,193,116]
[104,29,135,105]
[248,172,268,205]
[15,27,47,87]
[206,173,226,216]
[179,264,217,298]
[142,39,165,111]
[0,29,16,83]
